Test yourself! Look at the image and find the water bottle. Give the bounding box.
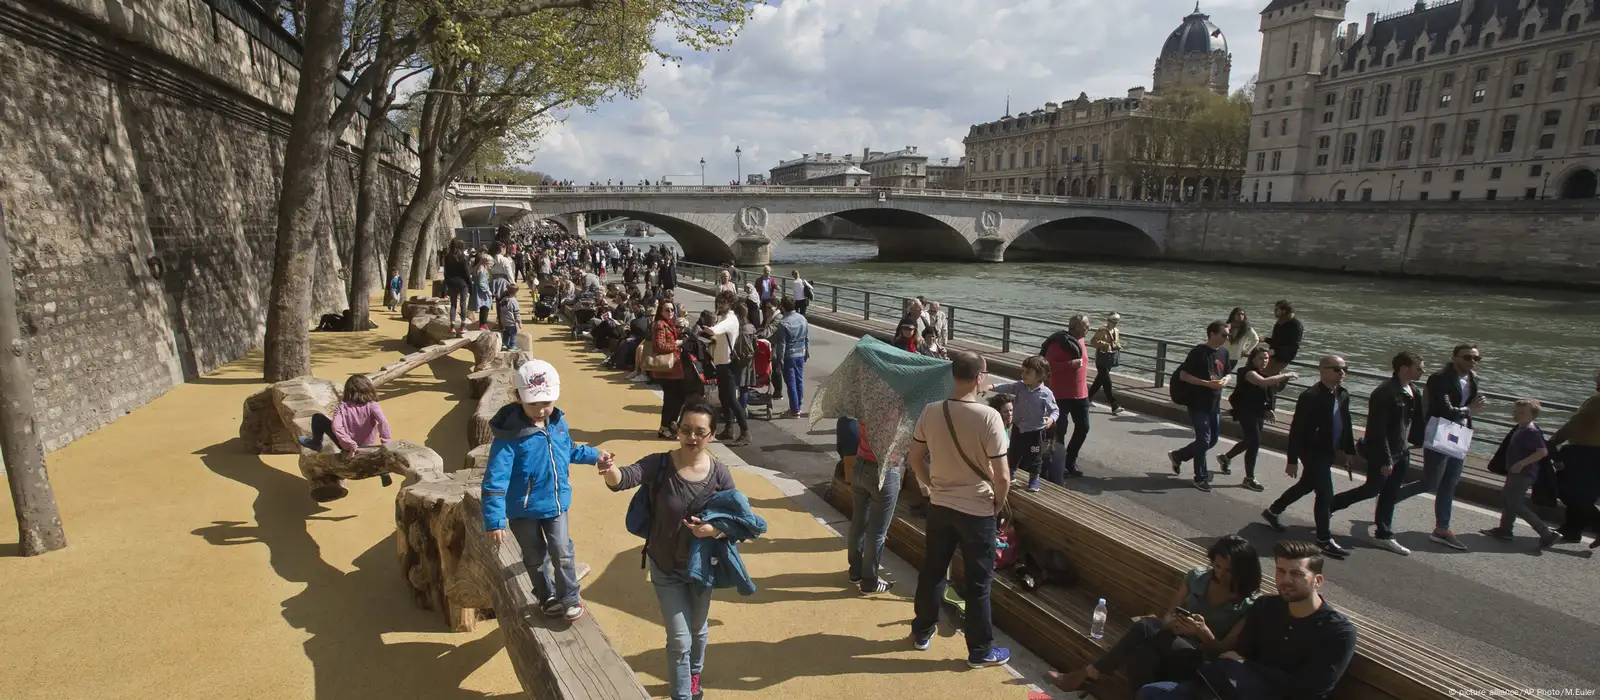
[1090,598,1108,639]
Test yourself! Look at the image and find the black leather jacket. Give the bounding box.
[1287,382,1357,467]
[1424,366,1480,428]
[1364,377,1424,468]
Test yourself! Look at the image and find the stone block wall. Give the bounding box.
[1166,201,1600,287]
[0,0,433,450]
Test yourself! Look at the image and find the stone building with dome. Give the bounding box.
[1242,0,1600,202]
[962,4,1245,201]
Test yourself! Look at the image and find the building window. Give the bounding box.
[1531,164,1544,177]
[1449,40,1461,55]
[1359,60,1367,73]
[1385,54,1395,68]
[1484,33,1497,48]
[1524,24,1537,40]
[1252,181,1260,201]
[1336,189,1347,201]
[1090,144,1100,162]
[1454,169,1465,182]
[1472,88,1487,103]
[1267,85,1276,107]
[1420,192,1431,200]
[1261,120,1270,138]
[1539,133,1556,149]
[1403,79,1422,112]
[1511,83,1526,98]
[1368,130,1385,162]
[1061,147,1069,164]
[1362,188,1373,201]
[1291,42,1300,67]
[1443,73,1455,88]
[1568,14,1581,31]
[1451,190,1462,200]
[1323,111,1334,124]
[1341,133,1358,164]
[1023,152,1030,168]
[1515,60,1529,76]
[1324,93,1336,107]
[1461,119,1479,156]
[1009,152,1016,168]
[1490,167,1502,180]
[1272,151,1282,170]
[1036,148,1044,165]
[1266,183,1273,202]
[1316,135,1331,166]
[1440,92,1453,107]
[1397,126,1415,160]
[1423,171,1434,184]
[1544,110,1562,127]
[1553,76,1569,93]
[1487,189,1499,200]
[1417,47,1427,62]
[1256,152,1267,171]
[1526,187,1539,199]
[1475,67,1489,83]
[1347,88,1364,120]
[1428,123,1446,158]
[1557,52,1574,70]
[1280,118,1289,135]
[1583,128,1600,146]
[1500,115,1519,152]
[1374,83,1391,116]
[1590,104,1600,121]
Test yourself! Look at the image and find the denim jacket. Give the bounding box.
[683,490,768,595]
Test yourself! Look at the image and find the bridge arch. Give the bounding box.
[521,205,734,262]
[1004,215,1162,261]
[785,207,977,261]
[458,203,534,228]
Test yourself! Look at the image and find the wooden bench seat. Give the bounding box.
[827,476,1523,700]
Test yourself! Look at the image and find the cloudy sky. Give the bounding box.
[529,0,1409,183]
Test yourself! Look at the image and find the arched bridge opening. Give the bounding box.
[548,208,732,263]
[792,208,976,261]
[457,204,534,228]
[1006,216,1161,261]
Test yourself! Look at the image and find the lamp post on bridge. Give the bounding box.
[735,146,742,184]
[700,158,706,186]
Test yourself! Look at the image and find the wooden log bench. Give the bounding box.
[298,439,445,502]
[401,296,450,321]
[825,476,1524,700]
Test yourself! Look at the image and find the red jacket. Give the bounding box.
[1043,332,1088,400]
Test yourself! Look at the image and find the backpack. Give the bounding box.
[1169,367,1191,406]
[732,324,756,363]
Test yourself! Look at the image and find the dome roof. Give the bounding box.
[1161,5,1227,56]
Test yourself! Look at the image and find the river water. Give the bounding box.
[588,230,1600,414]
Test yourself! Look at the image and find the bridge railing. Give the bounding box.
[675,261,1577,445]
[448,182,1172,208]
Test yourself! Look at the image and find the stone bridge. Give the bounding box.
[448,183,1175,264]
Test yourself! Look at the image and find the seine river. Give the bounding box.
[590,230,1600,414]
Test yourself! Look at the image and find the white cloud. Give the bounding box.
[526,0,1406,183]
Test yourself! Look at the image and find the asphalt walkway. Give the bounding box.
[0,294,1062,700]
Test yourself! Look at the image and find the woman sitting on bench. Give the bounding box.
[1047,535,1261,693]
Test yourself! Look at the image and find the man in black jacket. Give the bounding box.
[1263,355,1357,559]
[1395,343,1485,551]
[1327,351,1427,556]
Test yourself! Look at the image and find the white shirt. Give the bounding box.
[708,311,739,365]
[490,254,515,279]
[790,278,807,299]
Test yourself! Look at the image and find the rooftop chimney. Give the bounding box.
[1345,22,1358,42]
[1364,12,1375,36]
[1414,0,1426,12]
[862,147,870,160]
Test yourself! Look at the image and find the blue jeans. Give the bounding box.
[782,355,805,415]
[912,504,997,660]
[508,513,580,606]
[1399,448,1467,530]
[1173,406,1220,481]
[501,326,519,351]
[1137,659,1283,700]
[847,460,901,589]
[650,560,714,700]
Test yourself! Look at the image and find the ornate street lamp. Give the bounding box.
[700,157,706,186]
[735,146,743,183]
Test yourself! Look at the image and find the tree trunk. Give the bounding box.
[408,199,442,289]
[0,204,67,555]
[347,81,394,331]
[385,73,449,286]
[263,0,345,381]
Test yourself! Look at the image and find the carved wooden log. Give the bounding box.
[401,296,450,321]
[239,376,340,454]
[460,491,650,700]
[366,335,473,388]
[396,468,487,631]
[468,350,529,398]
[460,444,491,473]
[298,440,445,502]
[469,329,502,372]
[406,314,456,349]
[472,369,518,449]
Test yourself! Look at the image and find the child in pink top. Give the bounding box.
[300,375,394,484]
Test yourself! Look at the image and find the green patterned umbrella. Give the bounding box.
[808,336,953,472]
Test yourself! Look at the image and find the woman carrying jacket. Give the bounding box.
[599,400,748,700]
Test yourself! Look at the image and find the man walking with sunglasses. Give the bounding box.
[1262,355,1357,559]
[1395,343,1486,551]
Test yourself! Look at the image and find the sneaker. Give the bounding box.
[1064,468,1084,479]
[1111,406,1124,416]
[729,433,751,447]
[1215,454,1233,475]
[1318,539,1350,559]
[911,630,932,651]
[540,600,564,617]
[861,578,895,595]
[1261,508,1286,533]
[1241,478,1265,492]
[1193,478,1211,493]
[1027,477,1041,492]
[967,647,1012,668]
[1479,527,1514,542]
[563,602,585,621]
[1374,537,1411,556]
[1167,450,1183,475]
[690,673,703,700]
[298,436,322,451]
[1557,529,1583,544]
[1538,531,1558,549]
[715,430,735,442]
[1430,530,1468,551]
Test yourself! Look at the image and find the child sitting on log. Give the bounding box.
[482,360,614,622]
[300,374,395,485]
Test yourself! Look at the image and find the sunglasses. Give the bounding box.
[1321,365,1348,373]
[1462,355,1482,363]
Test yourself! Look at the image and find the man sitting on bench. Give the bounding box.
[1137,540,1356,700]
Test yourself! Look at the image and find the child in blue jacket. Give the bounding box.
[482,359,613,621]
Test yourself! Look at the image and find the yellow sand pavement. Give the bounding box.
[1,296,1031,700]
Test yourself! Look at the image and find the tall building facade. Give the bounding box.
[927,157,968,189]
[962,6,1244,201]
[1244,0,1600,202]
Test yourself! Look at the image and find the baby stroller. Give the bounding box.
[743,339,776,420]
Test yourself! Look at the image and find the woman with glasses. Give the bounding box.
[648,302,688,440]
[599,400,738,700]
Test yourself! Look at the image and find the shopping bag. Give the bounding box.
[1424,416,1473,460]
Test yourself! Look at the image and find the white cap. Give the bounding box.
[514,359,561,404]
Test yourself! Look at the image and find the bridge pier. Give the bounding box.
[972,237,1006,263]
[733,237,772,267]
[558,213,587,239]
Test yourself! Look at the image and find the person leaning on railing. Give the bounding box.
[1548,369,1600,546]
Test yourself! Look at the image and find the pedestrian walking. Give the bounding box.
[1167,321,1231,491]
[443,240,473,336]
[1325,351,1424,555]
[1481,399,1561,548]
[1224,307,1258,372]
[772,297,809,418]
[789,269,814,316]
[988,356,1059,492]
[496,283,521,351]
[1217,347,1296,492]
[1548,369,1600,546]
[907,351,1013,669]
[1089,312,1124,415]
[846,418,898,594]
[471,253,494,331]
[699,291,750,446]
[1262,355,1357,559]
[1042,314,1092,479]
[1395,343,1485,551]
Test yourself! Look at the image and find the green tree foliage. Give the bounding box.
[1117,88,1250,197]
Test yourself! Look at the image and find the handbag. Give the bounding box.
[941,401,1011,520]
[641,327,679,373]
[1424,416,1473,460]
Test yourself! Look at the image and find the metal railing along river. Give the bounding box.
[676,261,1577,447]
